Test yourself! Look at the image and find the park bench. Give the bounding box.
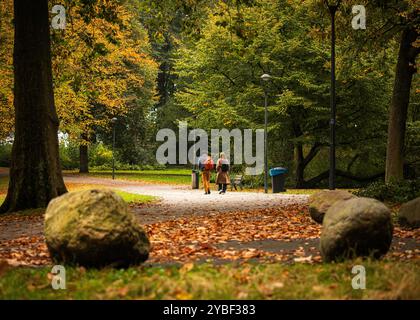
[230,174,244,191]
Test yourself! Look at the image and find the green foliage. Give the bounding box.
[0,143,12,167]
[59,142,121,170]
[89,143,114,167]
[173,0,395,187]
[355,179,420,204]
[59,142,79,170]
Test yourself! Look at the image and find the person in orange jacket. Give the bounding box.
[199,154,214,195]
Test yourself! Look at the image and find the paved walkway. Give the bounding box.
[0,175,309,241]
[64,175,309,223]
[1,174,418,265]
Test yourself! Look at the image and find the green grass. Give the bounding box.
[0,260,418,300]
[114,191,157,204]
[66,169,192,185]
[283,189,359,195]
[0,175,7,203]
[0,174,157,206]
[0,176,7,190]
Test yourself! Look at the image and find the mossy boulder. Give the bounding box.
[398,197,420,228]
[320,197,393,262]
[308,190,356,224]
[45,189,150,268]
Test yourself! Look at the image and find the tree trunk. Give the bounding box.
[79,144,89,173]
[385,27,419,182]
[295,144,305,188]
[0,0,67,213]
[79,132,89,173]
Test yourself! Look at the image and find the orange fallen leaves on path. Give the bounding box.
[0,205,419,267]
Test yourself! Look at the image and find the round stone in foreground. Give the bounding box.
[45,189,150,268]
[320,197,393,262]
[308,190,356,224]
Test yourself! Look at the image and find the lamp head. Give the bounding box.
[261,74,272,82]
[111,117,118,124]
[324,0,341,10]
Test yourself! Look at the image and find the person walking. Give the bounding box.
[216,152,230,194]
[199,154,214,195]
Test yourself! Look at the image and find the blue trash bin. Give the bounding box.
[269,167,288,193]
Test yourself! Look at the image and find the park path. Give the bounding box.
[63,175,309,223]
[0,174,309,241]
[1,173,418,265]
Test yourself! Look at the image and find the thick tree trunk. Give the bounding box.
[385,28,419,182]
[79,144,89,173]
[0,0,67,213]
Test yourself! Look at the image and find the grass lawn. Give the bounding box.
[0,260,418,300]
[0,175,157,206]
[283,189,359,195]
[66,169,192,185]
[2,168,359,193]
[114,191,156,204]
[0,175,8,203]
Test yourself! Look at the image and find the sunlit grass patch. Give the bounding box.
[0,260,418,300]
[64,169,191,185]
[114,191,156,204]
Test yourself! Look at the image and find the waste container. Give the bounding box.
[269,167,288,193]
[192,170,200,189]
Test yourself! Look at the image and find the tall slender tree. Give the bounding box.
[385,27,419,182]
[0,0,67,213]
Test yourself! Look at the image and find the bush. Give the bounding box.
[89,143,114,167]
[243,174,265,188]
[60,141,167,171]
[90,163,167,171]
[0,143,12,167]
[355,179,420,204]
[59,142,79,170]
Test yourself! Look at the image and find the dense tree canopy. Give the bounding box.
[0,0,418,190]
[0,0,14,140]
[173,0,399,187]
[0,0,158,154]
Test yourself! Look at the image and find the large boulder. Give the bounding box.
[320,197,393,262]
[45,189,150,268]
[308,190,356,224]
[398,197,420,228]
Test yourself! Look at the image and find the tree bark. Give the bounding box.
[295,144,305,188]
[79,144,89,173]
[0,0,67,213]
[79,132,89,173]
[385,27,419,182]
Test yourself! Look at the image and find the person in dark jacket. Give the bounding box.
[216,152,230,194]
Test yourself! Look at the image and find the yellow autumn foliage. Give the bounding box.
[0,0,158,142]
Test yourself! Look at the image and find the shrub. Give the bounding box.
[0,143,12,167]
[59,142,79,170]
[60,141,167,171]
[89,143,114,167]
[355,179,420,204]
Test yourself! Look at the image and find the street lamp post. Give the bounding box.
[261,74,271,194]
[325,0,341,190]
[111,117,118,180]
